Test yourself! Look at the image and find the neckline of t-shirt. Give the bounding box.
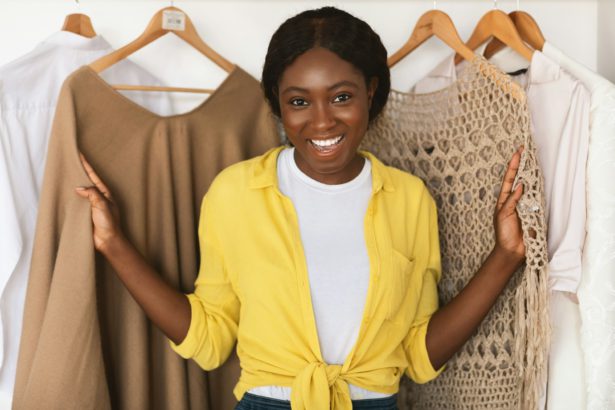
[80,64,242,121]
[282,147,371,193]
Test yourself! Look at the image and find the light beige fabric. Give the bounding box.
[415,50,592,409]
[13,66,279,410]
[361,57,549,409]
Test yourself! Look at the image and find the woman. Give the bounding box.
[76,7,525,410]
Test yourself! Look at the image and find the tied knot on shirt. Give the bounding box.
[291,362,351,410]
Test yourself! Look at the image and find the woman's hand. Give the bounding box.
[493,146,526,264]
[75,153,123,253]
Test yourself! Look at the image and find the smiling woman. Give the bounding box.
[75,6,528,410]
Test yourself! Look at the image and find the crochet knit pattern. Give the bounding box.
[362,57,549,409]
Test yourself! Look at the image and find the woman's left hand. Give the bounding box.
[493,146,526,263]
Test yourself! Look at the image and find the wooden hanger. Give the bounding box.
[483,11,545,59]
[388,9,475,68]
[89,6,235,94]
[62,13,96,38]
[454,9,533,65]
[390,8,525,101]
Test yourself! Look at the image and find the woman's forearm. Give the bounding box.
[100,235,191,345]
[425,246,524,370]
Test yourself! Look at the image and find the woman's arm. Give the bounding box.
[75,154,190,344]
[425,147,526,370]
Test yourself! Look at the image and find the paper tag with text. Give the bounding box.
[162,10,186,31]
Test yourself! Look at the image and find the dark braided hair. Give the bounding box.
[261,7,390,122]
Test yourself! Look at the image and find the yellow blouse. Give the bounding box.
[170,146,444,409]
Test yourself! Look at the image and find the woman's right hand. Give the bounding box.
[75,153,123,253]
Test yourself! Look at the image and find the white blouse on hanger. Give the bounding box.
[0,31,172,408]
[411,50,591,410]
[544,41,615,410]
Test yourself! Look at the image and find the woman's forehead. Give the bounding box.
[279,47,365,92]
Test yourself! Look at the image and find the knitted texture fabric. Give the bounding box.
[361,57,549,409]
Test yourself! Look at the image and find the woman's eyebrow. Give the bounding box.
[280,81,360,96]
[327,80,360,90]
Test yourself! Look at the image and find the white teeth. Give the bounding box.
[311,135,343,147]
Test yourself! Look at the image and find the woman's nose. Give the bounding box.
[311,102,336,131]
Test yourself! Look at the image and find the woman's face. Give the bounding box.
[278,47,377,185]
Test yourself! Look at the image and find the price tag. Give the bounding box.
[162,10,186,31]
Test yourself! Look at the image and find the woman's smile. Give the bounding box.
[308,134,345,153]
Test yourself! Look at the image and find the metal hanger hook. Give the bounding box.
[516,0,520,10]
[433,0,437,10]
[493,0,498,10]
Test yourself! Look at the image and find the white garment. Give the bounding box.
[249,147,390,401]
[545,291,586,409]
[544,41,615,410]
[0,31,172,408]
[413,51,591,410]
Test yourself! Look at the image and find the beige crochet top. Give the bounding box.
[361,57,549,409]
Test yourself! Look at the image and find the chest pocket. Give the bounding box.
[386,249,416,321]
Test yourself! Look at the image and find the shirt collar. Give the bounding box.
[488,46,560,85]
[418,48,561,90]
[249,146,395,193]
[527,50,561,84]
[41,31,111,51]
[427,55,458,81]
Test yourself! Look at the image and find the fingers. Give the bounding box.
[496,146,523,211]
[79,152,112,199]
[75,186,110,210]
[501,183,524,215]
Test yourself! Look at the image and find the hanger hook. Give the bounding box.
[516,0,520,10]
[433,0,437,10]
[493,0,498,9]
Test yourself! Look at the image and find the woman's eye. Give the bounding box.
[333,93,351,103]
[290,98,308,107]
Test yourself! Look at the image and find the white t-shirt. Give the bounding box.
[248,147,392,400]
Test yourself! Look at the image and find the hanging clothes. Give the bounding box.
[361,56,549,409]
[13,65,279,410]
[543,41,615,410]
[0,30,173,409]
[413,49,591,408]
[488,47,590,410]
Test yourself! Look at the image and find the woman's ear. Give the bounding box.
[367,77,379,108]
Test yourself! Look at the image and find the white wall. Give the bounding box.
[598,0,615,82]
[0,0,604,112]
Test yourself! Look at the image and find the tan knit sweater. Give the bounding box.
[361,57,549,410]
[13,66,279,410]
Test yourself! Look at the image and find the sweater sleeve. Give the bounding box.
[402,192,445,383]
[169,193,240,370]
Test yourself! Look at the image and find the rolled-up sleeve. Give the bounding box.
[403,193,444,383]
[169,194,240,370]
